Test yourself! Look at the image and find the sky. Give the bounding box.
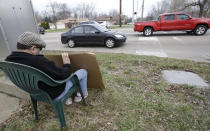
[31,0,163,17]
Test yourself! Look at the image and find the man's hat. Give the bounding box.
[17,32,46,48]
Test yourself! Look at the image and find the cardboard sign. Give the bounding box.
[44,53,105,89]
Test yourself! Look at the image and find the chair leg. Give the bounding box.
[78,86,88,106]
[30,96,38,121]
[53,102,66,128]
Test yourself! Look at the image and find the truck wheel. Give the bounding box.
[194,25,207,36]
[143,27,153,36]
[68,39,75,48]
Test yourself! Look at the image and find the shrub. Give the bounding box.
[40,22,50,29]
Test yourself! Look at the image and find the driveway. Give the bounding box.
[41,28,210,63]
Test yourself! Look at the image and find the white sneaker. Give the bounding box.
[65,98,72,105]
[74,96,82,103]
[74,92,88,103]
[76,92,88,98]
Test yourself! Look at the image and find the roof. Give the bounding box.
[57,18,89,24]
[162,12,188,15]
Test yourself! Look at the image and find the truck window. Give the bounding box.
[164,14,175,20]
[177,14,189,20]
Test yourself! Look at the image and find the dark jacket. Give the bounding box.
[6,51,72,99]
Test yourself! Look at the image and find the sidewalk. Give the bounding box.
[0,77,29,124]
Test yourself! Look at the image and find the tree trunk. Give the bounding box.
[199,4,204,17]
[206,8,210,17]
[53,23,57,30]
[199,0,208,17]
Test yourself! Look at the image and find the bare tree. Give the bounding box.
[57,3,71,20]
[34,11,42,24]
[206,8,210,17]
[204,0,210,17]
[73,2,96,19]
[147,0,210,19]
[41,10,52,23]
[47,1,60,29]
[170,0,185,11]
[148,0,171,18]
[181,0,209,17]
[109,9,119,17]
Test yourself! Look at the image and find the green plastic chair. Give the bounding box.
[0,60,87,129]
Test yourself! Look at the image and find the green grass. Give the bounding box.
[0,70,4,77]
[0,53,210,130]
[45,28,70,33]
[110,25,132,29]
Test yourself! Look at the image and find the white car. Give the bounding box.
[97,21,110,29]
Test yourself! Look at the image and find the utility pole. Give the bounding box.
[141,0,144,21]
[119,0,122,27]
[132,0,134,24]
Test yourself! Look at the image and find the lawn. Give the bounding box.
[110,25,132,29]
[0,53,210,130]
[0,70,4,77]
[45,28,70,33]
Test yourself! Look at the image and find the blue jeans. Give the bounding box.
[55,69,88,100]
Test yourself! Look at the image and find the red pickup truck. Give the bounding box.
[134,12,210,36]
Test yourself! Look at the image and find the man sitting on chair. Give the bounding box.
[6,32,88,105]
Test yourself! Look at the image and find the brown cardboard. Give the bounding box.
[44,53,105,89]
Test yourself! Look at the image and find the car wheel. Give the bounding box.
[105,38,115,48]
[68,39,75,48]
[194,25,207,36]
[143,27,153,36]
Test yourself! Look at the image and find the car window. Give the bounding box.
[94,25,109,32]
[164,14,175,20]
[84,26,98,33]
[72,27,83,33]
[177,14,189,20]
[157,16,161,21]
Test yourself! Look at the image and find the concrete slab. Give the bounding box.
[0,77,29,100]
[0,93,19,123]
[162,70,209,88]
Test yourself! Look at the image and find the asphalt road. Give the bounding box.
[41,28,210,63]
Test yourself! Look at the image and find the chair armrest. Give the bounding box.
[54,73,75,84]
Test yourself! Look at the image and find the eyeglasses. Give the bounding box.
[34,46,42,50]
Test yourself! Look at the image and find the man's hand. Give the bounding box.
[61,53,71,64]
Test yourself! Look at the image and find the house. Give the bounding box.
[94,15,126,25]
[49,21,65,29]
[49,18,89,30]
[94,16,115,25]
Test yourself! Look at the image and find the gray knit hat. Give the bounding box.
[17,32,46,48]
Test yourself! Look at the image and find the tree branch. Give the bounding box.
[180,2,200,11]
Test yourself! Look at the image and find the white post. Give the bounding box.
[132,0,134,24]
[141,0,144,21]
